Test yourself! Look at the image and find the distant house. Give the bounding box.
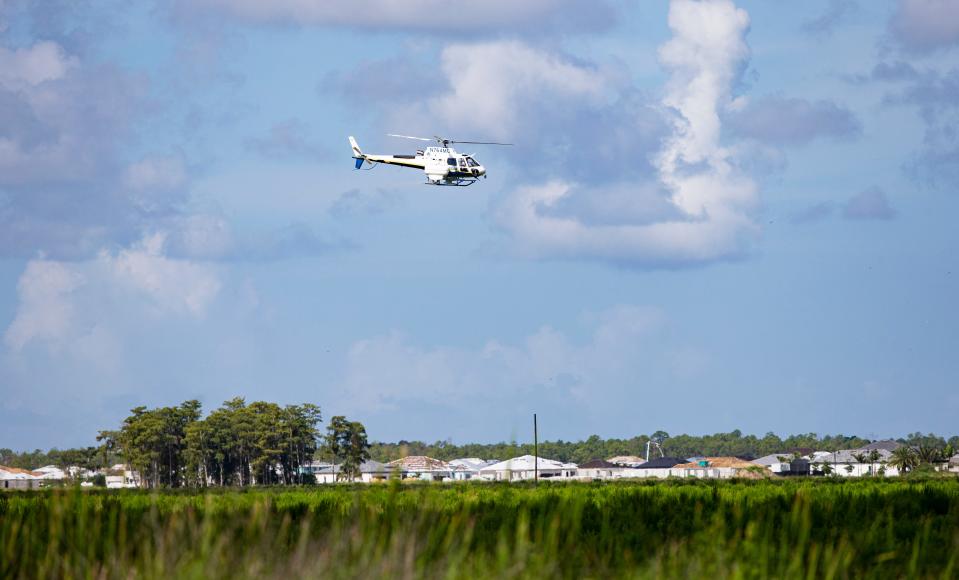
[812,449,898,477]
[387,456,453,481]
[360,460,390,482]
[0,465,42,490]
[34,466,66,480]
[449,458,497,481]
[672,457,768,479]
[949,454,959,474]
[578,459,628,480]
[753,454,810,476]
[478,455,577,482]
[861,440,902,453]
[629,457,688,479]
[607,455,646,467]
[104,465,140,488]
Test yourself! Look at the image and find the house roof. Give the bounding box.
[579,459,620,469]
[387,456,451,472]
[607,455,646,466]
[360,460,387,473]
[674,457,763,470]
[814,448,893,464]
[0,465,41,479]
[449,458,496,471]
[753,453,796,466]
[634,457,687,469]
[861,440,902,452]
[481,455,573,472]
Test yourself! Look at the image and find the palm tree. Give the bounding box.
[889,446,918,473]
[868,449,881,476]
[916,444,942,467]
[852,452,869,476]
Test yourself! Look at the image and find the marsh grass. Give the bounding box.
[2,478,958,578]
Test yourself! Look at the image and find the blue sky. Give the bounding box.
[1,0,958,450]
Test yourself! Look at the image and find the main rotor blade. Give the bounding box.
[386,133,433,141]
[450,140,514,146]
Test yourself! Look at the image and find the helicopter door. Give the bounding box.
[458,158,469,174]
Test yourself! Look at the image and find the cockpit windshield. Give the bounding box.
[466,157,479,167]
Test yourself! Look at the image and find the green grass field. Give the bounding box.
[2,478,958,579]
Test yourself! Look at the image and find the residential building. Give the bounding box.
[607,455,646,467]
[630,457,688,479]
[449,458,497,481]
[478,455,577,481]
[578,459,628,480]
[387,456,453,481]
[671,457,769,479]
[1,465,41,490]
[811,449,898,477]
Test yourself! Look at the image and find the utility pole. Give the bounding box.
[534,413,538,485]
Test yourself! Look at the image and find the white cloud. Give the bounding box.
[105,233,222,317]
[183,0,615,33]
[889,0,959,53]
[337,305,666,413]
[0,41,76,89]
[123,155,188,193]
[426,41,609,140]
[4,259,85,351]
[489,0,759,268]
[4,233,222,355]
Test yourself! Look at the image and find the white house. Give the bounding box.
[812,449,899,477]
[753,454,796,474]
[607,455,646,467]
[449,458,496,481]
[105,464,140,488]
[629,457,688,479]
[577,459,630,480]
[671,457,769,479]
[478,455,577,481]
[387,456,453,481]
[949,454,959,473]
[1,465,41,490]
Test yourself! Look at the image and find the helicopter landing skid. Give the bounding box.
[428,178,478,187]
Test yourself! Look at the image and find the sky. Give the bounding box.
[1,0,958,450]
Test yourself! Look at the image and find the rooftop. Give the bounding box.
[387,456,451,472]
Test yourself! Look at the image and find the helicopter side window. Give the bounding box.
[466,158,479,167]
[447,158,457,166]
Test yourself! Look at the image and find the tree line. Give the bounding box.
[367,431,959,465]
[4,416,957,479]
[12,398,370,488]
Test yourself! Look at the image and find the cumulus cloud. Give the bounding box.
[888,0,959,54]
[726,95,862,146]
[3,260,84,350]
[0,36,156,258]
[336,305,668,417]
[842,186,897,220]
[485,0,759,268]
[4,233,222,352]
[180,0,616,34]
[873,64,959,187]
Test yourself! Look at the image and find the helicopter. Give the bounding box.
[349,134,512,186]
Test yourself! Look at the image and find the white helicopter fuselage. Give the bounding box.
[350,137,486,186]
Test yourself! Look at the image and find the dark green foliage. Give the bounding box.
[367,431,896,463]
[1,479,957,579]
[325,415,371,481]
